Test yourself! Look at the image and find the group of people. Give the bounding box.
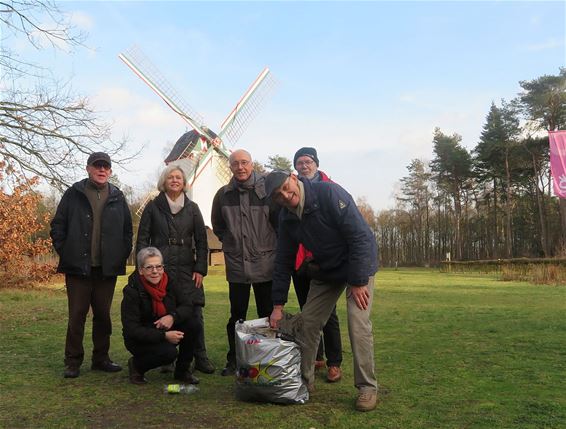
[50,146,379,412]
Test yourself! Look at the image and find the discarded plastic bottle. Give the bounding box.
[164,384,199,394]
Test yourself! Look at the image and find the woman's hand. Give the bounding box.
[193,272,204,288]
[165,330,184,344]
[154,314,174,330]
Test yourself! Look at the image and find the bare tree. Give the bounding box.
[0,0,133,191]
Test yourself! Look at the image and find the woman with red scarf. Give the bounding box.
[121,247,198,385]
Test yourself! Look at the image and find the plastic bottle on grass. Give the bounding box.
[164,384,199,394]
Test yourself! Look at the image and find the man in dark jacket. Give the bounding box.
[292,147,343,383]
[50,152,133,378]
[266,170,379,412]
[211,149,279,376]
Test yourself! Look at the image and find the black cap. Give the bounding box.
[87,152,112,167]
[293,147,319,167]
[265,170,291,197]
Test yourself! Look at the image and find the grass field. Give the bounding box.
[0,268,565,429]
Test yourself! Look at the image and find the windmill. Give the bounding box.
[118,45,276,226]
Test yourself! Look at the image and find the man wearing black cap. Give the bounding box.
[292,147,343,383]
[51,152,133,378]
[266,170,379,412]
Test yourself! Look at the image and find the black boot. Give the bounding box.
[128,357,147,385]
[220,360,236,376]
[174,370,200,385]
[194,356,215,374]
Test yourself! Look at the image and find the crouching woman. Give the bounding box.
[121,247,199,385]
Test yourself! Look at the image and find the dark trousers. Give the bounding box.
[125,320,195,374]
[193,306,208,360]
[226,281,273,363]
[64,268,117,367]
[292,272,343,367]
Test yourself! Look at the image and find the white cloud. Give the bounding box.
[522,38,564,52]
[68,11,95,31]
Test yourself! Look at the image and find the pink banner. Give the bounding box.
[549,130,566,199]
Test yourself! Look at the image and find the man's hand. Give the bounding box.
[270,305,285,329]
[154,314,174,330]
[165,330,184,344]
[193,272,204,288]
[348,285,370,310]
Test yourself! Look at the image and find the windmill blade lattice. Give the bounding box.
[119,45,213,140]
[219,67,277,145]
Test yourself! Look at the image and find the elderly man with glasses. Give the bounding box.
[265,168,379,412]
[211,149,280,376]
[50,152,133,379]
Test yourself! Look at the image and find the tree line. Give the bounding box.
[360,69,566,267]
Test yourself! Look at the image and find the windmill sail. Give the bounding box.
[219,67,277,145]
[118,45,215,141]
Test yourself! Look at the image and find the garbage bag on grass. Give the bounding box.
[235,317,309,404]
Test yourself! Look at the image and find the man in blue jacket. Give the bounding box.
[50,152,133,379]
[266,169,378,412]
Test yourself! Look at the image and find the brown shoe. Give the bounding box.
[355,390,377,412]
[128,357,147,385]
[327,366,342,382]
[314,360,325,370]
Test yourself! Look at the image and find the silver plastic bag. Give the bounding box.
[235,317,309,404]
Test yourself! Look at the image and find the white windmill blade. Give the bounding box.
[218,67,277,144]
[118,45,215,141]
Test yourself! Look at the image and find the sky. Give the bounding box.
[11,0,566,210]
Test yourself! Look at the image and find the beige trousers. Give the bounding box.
[293,275,377,392]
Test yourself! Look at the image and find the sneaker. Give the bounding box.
[194,357,215,374]
[220,361,236,376]
[128,357,147,385]
[327,366,342,383]
[355,390,377,412]
[91,360,122,372]
[63,366,80,378]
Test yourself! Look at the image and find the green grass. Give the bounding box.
[0,268,565,429]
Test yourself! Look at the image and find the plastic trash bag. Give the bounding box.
[235,317,309,404]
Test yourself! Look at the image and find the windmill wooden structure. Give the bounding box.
[119,45,276,226]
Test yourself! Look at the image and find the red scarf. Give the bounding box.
[140,272,169,317]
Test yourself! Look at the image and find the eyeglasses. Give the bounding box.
[92,162,111,170]
[230,160,250,168]
[296,160,314,167]
[143,264,164,271]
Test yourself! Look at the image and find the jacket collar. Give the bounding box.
[224,172,267,199]
[154,191,189,214]
[282,177,319,221]
[74,178,121,198]
[300,177,319,215]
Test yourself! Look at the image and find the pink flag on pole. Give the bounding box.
[549,130,566,199]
